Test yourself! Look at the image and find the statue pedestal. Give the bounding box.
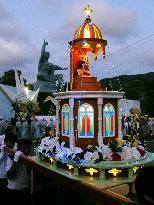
[72,77,105,91]
[33,80,57,93]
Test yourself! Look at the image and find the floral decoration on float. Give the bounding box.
[36,135,146,167]
[35,135,154,179]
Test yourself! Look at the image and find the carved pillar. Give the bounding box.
[69,98,75,150]
[117,99,122,139]
[97,98,103,145]
[55,100,60,137]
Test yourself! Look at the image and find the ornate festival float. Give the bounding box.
[37,5,154,180]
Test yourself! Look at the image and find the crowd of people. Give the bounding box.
[121,116,154,146]
[15,117,55,140]
[0,116,56,204]
[0,126,31,204]
[0,115,55,141]
[0,116,10,135]
[1,115,154,204]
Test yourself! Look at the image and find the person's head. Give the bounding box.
[18,139,31,156]
[5,125,15,133]
[135,166,154,205]
[4,131,17,149]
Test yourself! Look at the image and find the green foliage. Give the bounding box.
[86,145,98,152]
[108,140,122,153]
[130,107,141,115]
[25,100,40,114]
[130,107,141,119]
[100,72,154,116]
[11,99,27,117]
[0,70,16,86]
[11,99,40,119]
[0,69,33,90]
[25,83,34,90]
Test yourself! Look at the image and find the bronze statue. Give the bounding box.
[76,55,91,77]
[37,39,67,82]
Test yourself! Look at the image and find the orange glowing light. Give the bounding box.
[84,25,90,38]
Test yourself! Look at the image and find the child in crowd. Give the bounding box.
[0,131,17,197]
[6,138,32,205]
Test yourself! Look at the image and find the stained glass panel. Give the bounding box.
[61,104,70,136]
[79,103,94,138]
[103,103,115,137]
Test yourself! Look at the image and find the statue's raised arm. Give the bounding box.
[37,39,68,83]
[41,39,48,56]
[53,64,68,71]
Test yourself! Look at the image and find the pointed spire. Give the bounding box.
[15,71,22,95]
[15,71,27,101]
[29,88,40,102]
[20,72,26,93]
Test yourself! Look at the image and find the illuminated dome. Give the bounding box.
[74,17,102,40]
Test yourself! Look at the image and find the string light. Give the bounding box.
[106,46,124,93]
[104,62,113,91]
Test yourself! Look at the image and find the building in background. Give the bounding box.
[0,84,15,119]
[120,99,140,116]
[0,71,39,120]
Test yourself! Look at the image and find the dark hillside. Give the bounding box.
[100,72,154,116]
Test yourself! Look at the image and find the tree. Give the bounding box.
[0,69,33,90]
[0,69,16,86]
[11,99,40,121]
[130,107,141,119]
[100,72,154,117]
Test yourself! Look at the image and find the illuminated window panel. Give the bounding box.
[84,24,90,38]
[61,104,70,136]
[82,43,90,48]
[103,103,115,137]
[78,103,94,138]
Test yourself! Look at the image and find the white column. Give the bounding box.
[69,98,75,150]
[55,100,60,138]
[97,98,103,145]
[117,99,122,139]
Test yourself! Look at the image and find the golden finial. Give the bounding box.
[84,5,93,18]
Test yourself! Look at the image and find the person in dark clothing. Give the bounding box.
[139,119,149,146]
[135,166,154,205]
